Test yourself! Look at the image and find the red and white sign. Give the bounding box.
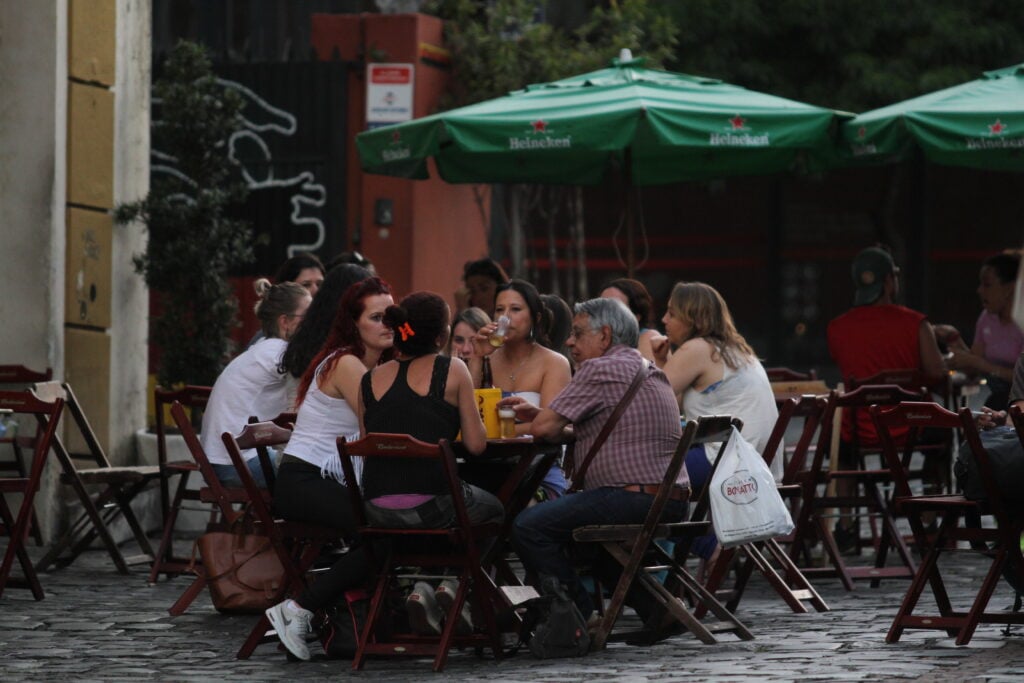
[366,63,414,128]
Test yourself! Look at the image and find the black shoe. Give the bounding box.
[833,524,859,556]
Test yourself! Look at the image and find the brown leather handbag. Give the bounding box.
[194,527,284,614]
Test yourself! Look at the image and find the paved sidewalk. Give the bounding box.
[3,543,1024,682]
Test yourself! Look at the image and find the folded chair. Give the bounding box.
[574,416,754,650]
[0,389,64,599]
[874,402,1024,644]
[701,398,829,615]
[35,382,160,575]
[338,433,508,672]
[223,422,339,660]
[0,365,52,545]
[796,385,926,590]
[165,400,255,616]
[148,385,212,583]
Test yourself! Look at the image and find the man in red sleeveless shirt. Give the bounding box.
[827,246,947,549]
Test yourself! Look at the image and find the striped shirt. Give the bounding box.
[549,345,684,490]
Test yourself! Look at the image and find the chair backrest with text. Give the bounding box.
[155,385,211,469]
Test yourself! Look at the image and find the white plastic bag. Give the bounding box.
[708,426,794,548]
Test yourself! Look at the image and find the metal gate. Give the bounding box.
[215,61,350,275]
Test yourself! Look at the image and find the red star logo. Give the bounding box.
[532,120,548,133]
[391,130,402,143]
[990,119,1007,135]
[857,126,867,139]
[729,115,746,130]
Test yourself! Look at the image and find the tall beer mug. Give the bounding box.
[473,388,502,439]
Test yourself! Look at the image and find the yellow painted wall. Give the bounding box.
[65,208,112,329]
[67,82,114,209]
[69,0,116,86]
[64,1,116,459]
[63,328,111,453]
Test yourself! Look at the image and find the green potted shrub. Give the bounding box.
[116,40,254,391]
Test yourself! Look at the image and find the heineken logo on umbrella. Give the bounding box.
[965,117,1024,150]
[381,129,411,162]
[851,125,877,156]
[710,114,769,147]
[508,119,572,151]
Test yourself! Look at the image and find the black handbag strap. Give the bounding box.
[568,360,649,492]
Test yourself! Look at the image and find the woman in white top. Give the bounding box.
[652,281,779,562]
[471,280,572,499]
[201,279,311,487]
[273,276,394,532]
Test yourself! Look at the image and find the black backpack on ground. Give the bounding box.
[518,577,590,659]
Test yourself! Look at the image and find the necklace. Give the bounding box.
[505,344,535,389]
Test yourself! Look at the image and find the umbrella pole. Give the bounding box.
[624,148,636,278]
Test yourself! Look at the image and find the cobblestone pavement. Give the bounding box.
[3,543,1024,682]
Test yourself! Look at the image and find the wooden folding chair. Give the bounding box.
[223,422,339,660]
[338,433,508,672]
[795,385,926,591]
[848,368,954,492]
[874,402,1024,644]
[574,416,754,650]
[0,365,52,546]
[0,390,63,599]
[165,400,254,616]
[701,398,829,615]
[764,366,817,382]
[35,382,160,575]
[148,385,212,584]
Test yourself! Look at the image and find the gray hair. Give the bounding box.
[574,297,639,348]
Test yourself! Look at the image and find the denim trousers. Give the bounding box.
[511,486,688,619]
[211,450,278,489]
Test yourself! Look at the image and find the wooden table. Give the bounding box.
[453,436,566,600]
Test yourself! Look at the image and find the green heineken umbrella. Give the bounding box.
[356,54,850,186]
[842,64,1024,171]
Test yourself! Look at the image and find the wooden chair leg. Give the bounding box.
[149,471,193,583]
[9,440,43,546]
[0,495,44,600]
[956,548,1007,645]
[169,574,207,616]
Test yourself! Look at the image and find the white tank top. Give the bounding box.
[285,353,362,482]
[682,356,783,480]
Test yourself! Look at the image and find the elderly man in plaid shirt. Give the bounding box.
[501,297,687,623]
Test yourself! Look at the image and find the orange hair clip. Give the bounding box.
[397,322,416,341]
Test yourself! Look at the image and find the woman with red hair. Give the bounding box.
[273,276,395,530]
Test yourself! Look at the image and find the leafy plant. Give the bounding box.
[425,0,678,109]
[115,41,254,388]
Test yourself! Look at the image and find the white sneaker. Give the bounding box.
[435,579,474,635]
[406,582,443,635]
[266,599,313,661]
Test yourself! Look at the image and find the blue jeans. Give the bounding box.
[512,486,688,619]
[683,444,718,560]
[211,451,277,489]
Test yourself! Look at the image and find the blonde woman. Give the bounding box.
[651,282,779,568]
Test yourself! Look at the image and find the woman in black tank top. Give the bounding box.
[359,291,503,529]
